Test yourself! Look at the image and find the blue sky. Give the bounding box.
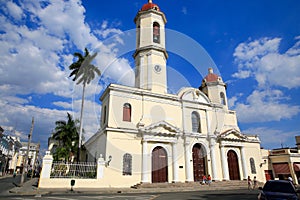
[0,0,300,153]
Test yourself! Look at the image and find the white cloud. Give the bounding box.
[230,37,300,124]
[243,127,299,149]
[0,0,133,151]
[5,1,24,21]
[233,37,300,89]
[233,90,300,123]
[232,70,250,79]
[181,7,187,15]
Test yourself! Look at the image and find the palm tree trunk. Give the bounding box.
[77,82,86,162]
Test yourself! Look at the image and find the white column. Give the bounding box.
[141,140,149,183]
[206,111,218,180]
[40,151,53,179]
[97,156,105,179]
[209,138,218,181]
[172,142,179,182]
[38,151,53,188]
[184,141,193,182]
[220,145,229,180]
[240,146,248,180]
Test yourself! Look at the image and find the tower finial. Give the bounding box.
[149,0,152,3]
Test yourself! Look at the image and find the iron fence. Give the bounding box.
[50,162,97,179]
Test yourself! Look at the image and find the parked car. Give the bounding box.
[258,180,300,200]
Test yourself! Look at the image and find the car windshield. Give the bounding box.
[263,181,295,193]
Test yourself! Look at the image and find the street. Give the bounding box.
[0,189,259,200]
[0,175,24,195]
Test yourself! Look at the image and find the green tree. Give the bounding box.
[52,113,80,162]
[68,48,101,161]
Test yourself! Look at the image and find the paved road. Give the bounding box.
[0,189,259,200]
[0,175,20,194]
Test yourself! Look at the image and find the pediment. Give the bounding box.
[178,87,210,104]
[218,129,247,141]
[140,121,180,136]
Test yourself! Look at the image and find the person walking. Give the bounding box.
[253,176,258,190]
[247,176,252,190]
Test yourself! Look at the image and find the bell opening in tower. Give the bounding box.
[153,22,160,43]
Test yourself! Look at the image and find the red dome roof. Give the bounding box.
[204,73,219,82]
[141,2,160,11]
[204,68,219,82]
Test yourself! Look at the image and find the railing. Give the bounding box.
[50,162,97,179]
[270,148,299,155]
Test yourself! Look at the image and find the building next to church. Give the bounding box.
[83,0,265,187]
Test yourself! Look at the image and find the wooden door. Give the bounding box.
[192,144,206,182]
[227,150,240,180]
[152,146,168,183]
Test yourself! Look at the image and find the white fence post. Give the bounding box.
[40,151,53,179]
[97,155,105,179]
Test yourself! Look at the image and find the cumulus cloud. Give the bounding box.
[233,90,300,123]
[230,37,300,123]
[0,0,134,151]
[233,37,300,89]
[243,127,299,149]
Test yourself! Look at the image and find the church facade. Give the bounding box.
[85,0,264,187]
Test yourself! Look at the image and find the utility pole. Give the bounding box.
[31,142,40,179]
[20,117,34,186]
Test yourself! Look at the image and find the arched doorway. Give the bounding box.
[152,146,168,183]
[192,143,207,182]
[227,150,240,180]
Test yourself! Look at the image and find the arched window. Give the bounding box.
[123,103,131,122]
[191,111,201,133]
[123,153,132,175]
[153,22,160,43]
[250,158,256,174]
[220,92,226,105]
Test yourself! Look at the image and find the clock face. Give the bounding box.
[154,65,162,73]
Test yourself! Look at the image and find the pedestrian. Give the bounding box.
[247,176,252,190]
[207,174,212,186]
[253,176,258,190]
[202,175,207,185]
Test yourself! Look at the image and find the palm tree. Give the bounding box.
[68,48,101,161]
[52,113,80,161]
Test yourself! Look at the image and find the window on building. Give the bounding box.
[123,153,132,175]
[220,92,226,105]
[123,103,131,122]
[153,22,160,43]
[250,158,256,174]
[191,111,201,133]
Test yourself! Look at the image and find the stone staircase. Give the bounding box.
[131,180,263,190]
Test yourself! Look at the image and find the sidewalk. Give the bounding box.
[8,179,255,196]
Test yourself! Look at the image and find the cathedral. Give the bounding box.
[85,0,264,187]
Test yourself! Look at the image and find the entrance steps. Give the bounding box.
[131,180,262,190]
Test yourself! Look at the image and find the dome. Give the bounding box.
[141,1,160,12]
[204,68,219,82]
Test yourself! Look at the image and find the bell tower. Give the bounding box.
[200,68,228,109]
[133,0,168,94]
